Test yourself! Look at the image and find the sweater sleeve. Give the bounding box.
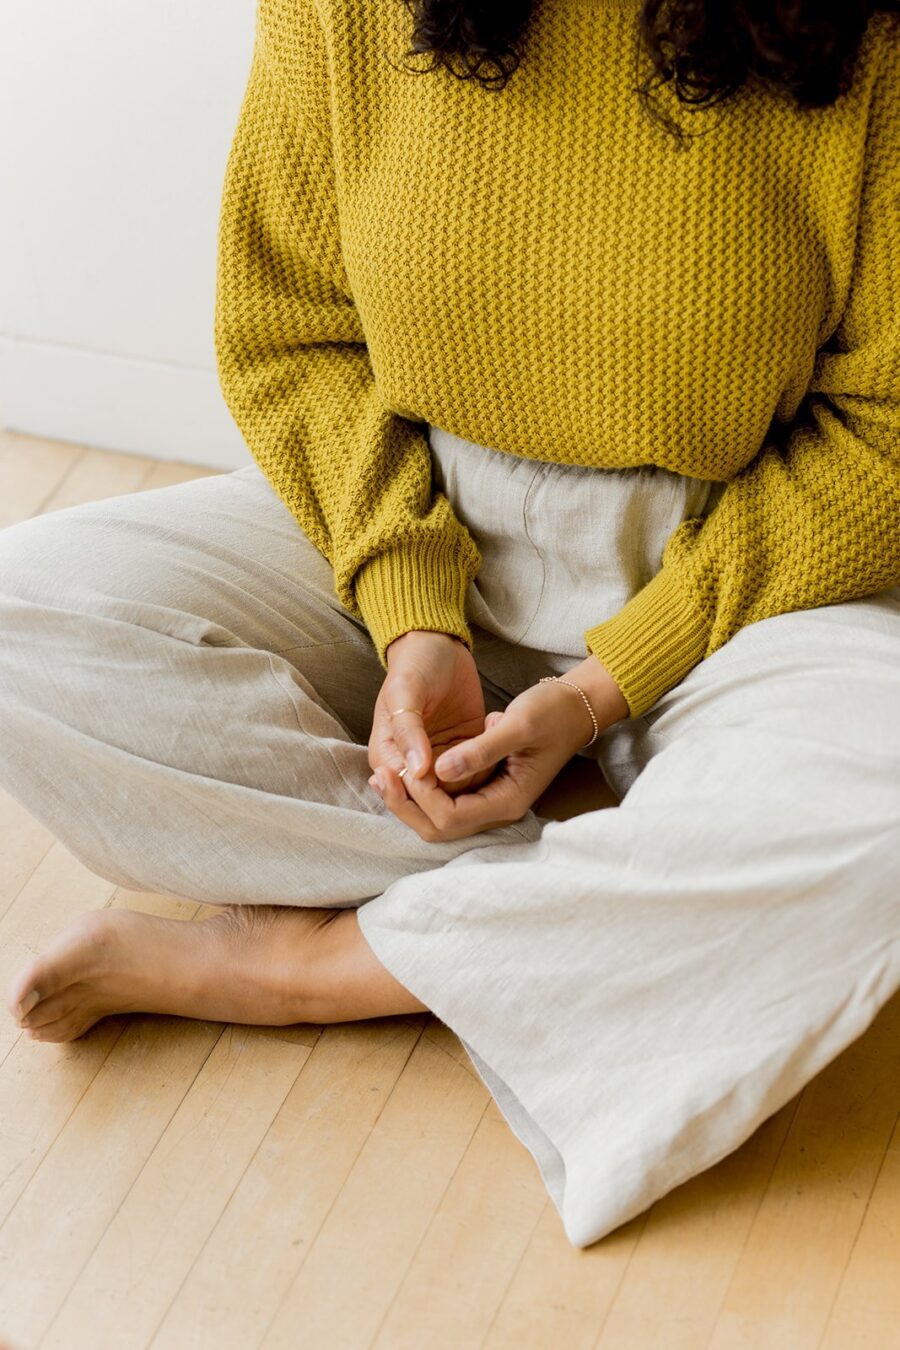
[584,35,900,720]
[213,0,481,666]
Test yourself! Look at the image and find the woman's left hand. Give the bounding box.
[369,657,630,842]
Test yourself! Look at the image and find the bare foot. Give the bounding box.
[6,904,391,1043]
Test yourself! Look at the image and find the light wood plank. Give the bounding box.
[0,886,204,1226]
[0,1018,125,1227]
[485,1202,647,1350]
[109,887,201,921]
[589,1096,800,1350]
[37,445,156,514]
[152,1017,425,1349]
[0,429,84,526]
[485,1098,800,1350]
[0,1018,222,1347]
[43,1026,309,1350]
[372,1098,547,1349]
[819,1115,900,1350]
[0,878,315,1249]
[708,993,900,1350]
[0,785,56,923]
[259,1021,490,1350]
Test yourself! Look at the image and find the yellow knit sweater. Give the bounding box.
[214,0,900,719]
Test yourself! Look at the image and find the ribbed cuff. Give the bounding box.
[353,540,475,668]
[582,566,711,719]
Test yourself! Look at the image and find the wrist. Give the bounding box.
[562,654,631,729]
[385,629,465,666]
[539,678,602,753]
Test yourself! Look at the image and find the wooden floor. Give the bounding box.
[0,427,897,1350]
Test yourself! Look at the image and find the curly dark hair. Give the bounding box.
[395,0,900,144]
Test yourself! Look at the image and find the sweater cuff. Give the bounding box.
[353,540,475,667]
[582,566,711,719]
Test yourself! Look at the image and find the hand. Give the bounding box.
[372,656,630,842]
[367,629,498,800]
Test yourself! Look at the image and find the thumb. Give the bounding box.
[381,671,432,778]
[392,708,433,779]
[434,709,515,782]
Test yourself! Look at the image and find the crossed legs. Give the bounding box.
[0,467,537,1041]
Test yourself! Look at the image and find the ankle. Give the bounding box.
[293,910,359,1024]
[304,909,429,1023]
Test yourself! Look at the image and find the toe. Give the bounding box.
[8,961,51,1022]
[8,909,117,1022]
[26,1009,98,1043]
[19,990,79,1031]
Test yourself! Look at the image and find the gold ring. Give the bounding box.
[388,708,424,719]
[398,765,409,780]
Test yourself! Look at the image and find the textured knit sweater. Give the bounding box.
[214,0,900,719]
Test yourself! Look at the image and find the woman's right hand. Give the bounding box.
[367,630,499,800]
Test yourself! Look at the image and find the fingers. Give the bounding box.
[372,711,526,839]
[433,706,521,783]
[370,671,434,781]
[388,709,433,780]
[369,764,447,838]
[372,760,523,841]
[408,759,526,838]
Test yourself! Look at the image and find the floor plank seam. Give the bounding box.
[478,1197,551,1348]
[137,1025,312,1350]
[254,1015,431,1348]
[814,1108,900,1350]
[696,1091,805,1350]
[0,1020,129,1231]
[587,1209,651,1350]
[0,838,56,926]
[365,1094,493,1349]
[33,446,90,517]
[34,1023,228,1347]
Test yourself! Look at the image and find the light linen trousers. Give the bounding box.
[1,424,899,1249]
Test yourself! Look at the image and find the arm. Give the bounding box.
[583,32,900,720]
[213,0,481,665]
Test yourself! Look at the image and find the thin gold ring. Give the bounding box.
[397,765,409,780]
[388,707,424,719]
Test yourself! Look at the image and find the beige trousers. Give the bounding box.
[1,423,898,1248]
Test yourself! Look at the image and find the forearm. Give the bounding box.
[559,654,631,738]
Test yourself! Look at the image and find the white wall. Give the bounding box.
[0,0,256,469]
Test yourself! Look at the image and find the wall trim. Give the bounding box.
[0,335,251,471]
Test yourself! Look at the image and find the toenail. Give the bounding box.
[18,990,40,1019]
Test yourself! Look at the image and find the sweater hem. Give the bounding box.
[583,567,711,718]
[353,543,474,667]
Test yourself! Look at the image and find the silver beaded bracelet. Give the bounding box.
[538,675,600,748]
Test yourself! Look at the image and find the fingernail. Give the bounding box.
[436,754,463,778]
[368,772,383,795]
[406,750,423,776]
[18,989,40,1019]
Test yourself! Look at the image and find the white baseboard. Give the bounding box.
[0,336,252,471]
